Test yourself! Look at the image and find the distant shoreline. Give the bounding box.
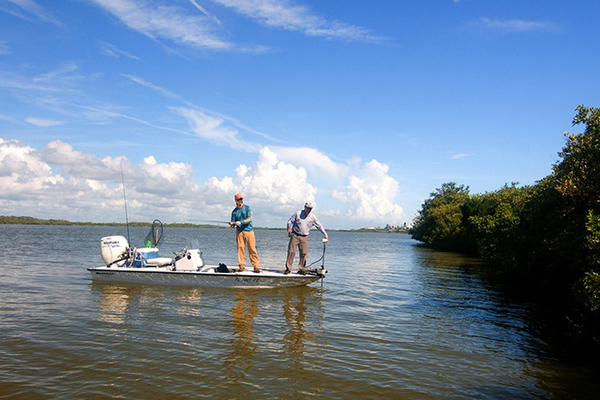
[0,215,409,233]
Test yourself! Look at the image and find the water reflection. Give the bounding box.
[92,283,142,324]
[283,289,314,358]
[223,290,258,384]
[91,282,203,323]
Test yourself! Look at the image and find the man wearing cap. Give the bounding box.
[285,201,328,274]
[229,193,260,273]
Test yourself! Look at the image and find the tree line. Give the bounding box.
[0,216,220,228]
[410,105,600,344]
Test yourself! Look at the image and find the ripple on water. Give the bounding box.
[0,227,599,398]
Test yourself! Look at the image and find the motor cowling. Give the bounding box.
[101,236,129,266]
[174,249,203,271]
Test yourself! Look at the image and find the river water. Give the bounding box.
[0,224,598,399]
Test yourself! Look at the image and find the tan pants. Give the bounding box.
[236,230,260,270]
[286,233,308,271]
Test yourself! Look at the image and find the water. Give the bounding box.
[0,225,598,398]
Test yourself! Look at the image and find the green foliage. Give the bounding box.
[410,105,600,315]
[554,105,600,208]
[585,210,600,270]
[467,184,532,270]
[410,183,471,250]
[574,272,600,312]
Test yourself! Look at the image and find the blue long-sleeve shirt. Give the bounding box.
[231,204,253,232]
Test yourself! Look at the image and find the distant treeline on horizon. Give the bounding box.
[0,215,219,229]
[0,215,409,233]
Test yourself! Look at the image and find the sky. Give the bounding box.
[0,0,599,230]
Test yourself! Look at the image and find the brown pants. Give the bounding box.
[286,233,308,271]
[236,230,260,270]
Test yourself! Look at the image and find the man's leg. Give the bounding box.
[297,236,308,270]
[285,234,298,271]
[247,231,260,271]
[236,230,246,271]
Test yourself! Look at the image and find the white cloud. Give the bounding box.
[99,41,141,60]
[273,145,349,178]
[332,159,404,223]
[87,0,236,51]
[210,0,382,42]
[173,107,263,152]
[472,18,556,33]
[206,147,316,209]
[450,153,472,160]
[0,138,406,228]
[0,138,317,225]
[0,0,61,25]
[25,117,64,127]
[0,40,10,55]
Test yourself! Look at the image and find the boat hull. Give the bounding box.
[88,266,322,288]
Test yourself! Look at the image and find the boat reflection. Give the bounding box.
[90,282,203,323]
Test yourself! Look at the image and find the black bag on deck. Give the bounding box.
[216,263,230,273]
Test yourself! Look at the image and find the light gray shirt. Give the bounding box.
[287,210,328,238]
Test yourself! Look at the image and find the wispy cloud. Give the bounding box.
[450,153,472,160]
[172,107,263,152]
[124,74,278,142]
[471,18,556,33]
[0,41,10,55]
[25,117,64,127]
[0,0,61,25]
[87,0,237,51]
[188,0,224,27]
[99,41,141,60]
[210,0,383,42]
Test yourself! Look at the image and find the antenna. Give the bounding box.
[120,163,131,245]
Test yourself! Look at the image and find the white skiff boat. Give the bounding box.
[88,225,326,288]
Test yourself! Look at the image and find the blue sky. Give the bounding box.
[0,0,598,229]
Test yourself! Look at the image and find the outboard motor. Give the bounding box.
[101,236,129,267]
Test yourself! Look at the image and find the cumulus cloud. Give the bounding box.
[272,146,349,178]
[0,138,406,227]
[0,138,201,221]
[0,139,319,225]
[206,147,316,209]
[332,159,404,223]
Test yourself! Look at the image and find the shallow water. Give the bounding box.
[0,225,598,398]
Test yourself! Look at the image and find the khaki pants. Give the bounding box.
[286,233,308,271]
[236,230,260,270]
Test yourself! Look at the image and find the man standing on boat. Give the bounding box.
[229,193,260,273]
[285,201,328,274]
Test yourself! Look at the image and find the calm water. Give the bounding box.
[0,224,598,399]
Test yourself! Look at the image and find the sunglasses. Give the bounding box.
[236,198,243,201]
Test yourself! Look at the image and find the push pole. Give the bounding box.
[320,238,327,289]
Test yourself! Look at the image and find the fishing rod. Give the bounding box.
[120,163,131,245]
[191,219,231,225]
